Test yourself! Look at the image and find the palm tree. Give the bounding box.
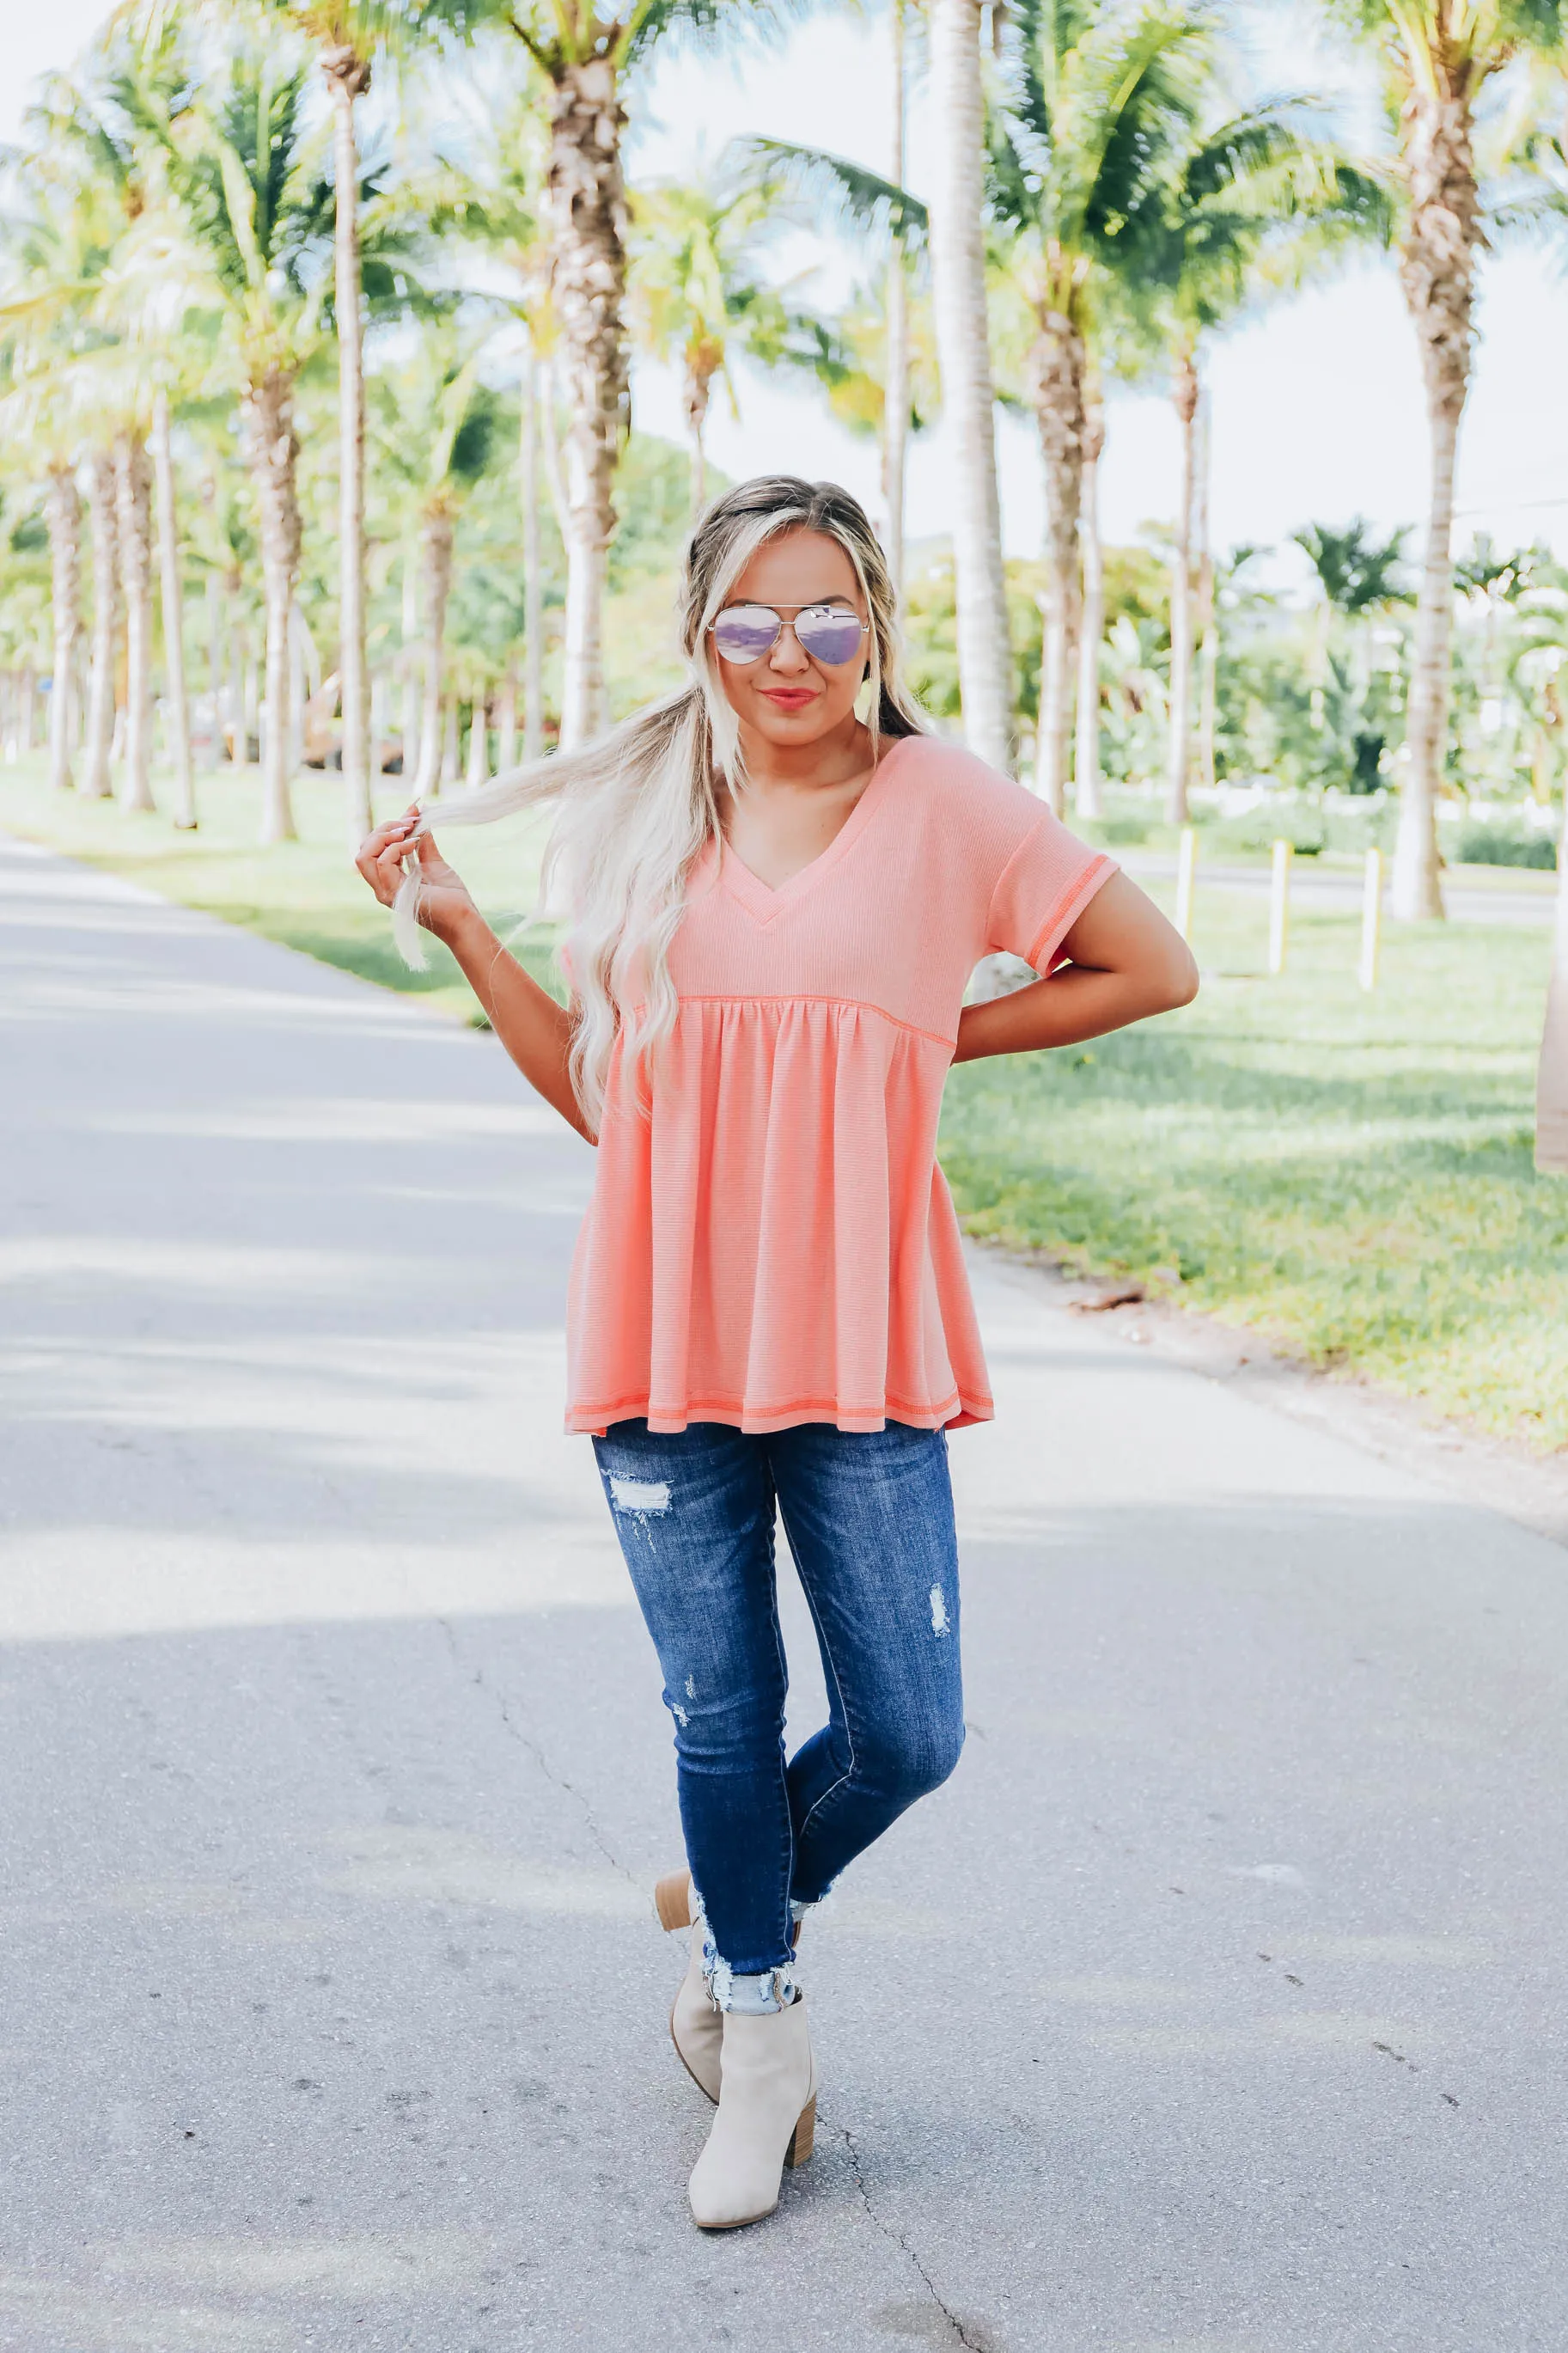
[157,52,339,840]
[113,428,156,813]
[927,0,1012,772]
[627,176,777,518]
[150,385,197,827]
[886,0,910,594]
[1342,0,1566,920]
[985,1,1216,811]
[1295,516,1411,791]
[728,131,932,590]
[412,83,552,761]
[1073,384,1106,815]
[0,83,151,802]
[43,463,82,793]
[240,0,478,837]
[490,3,802,751]
[82,453,119,798]
[1149,114,1388,820]
[370,328,501,797]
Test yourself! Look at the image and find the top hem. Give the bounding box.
[567,1390,995,1439]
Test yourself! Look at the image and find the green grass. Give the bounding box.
[943,885,1565,1451]
[0,761,564,1013]
[5,760,1564,1451]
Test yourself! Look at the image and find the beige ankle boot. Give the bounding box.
[655,1871,721,2103]
[687,1995,817,2230]
[656,1870,809,2106]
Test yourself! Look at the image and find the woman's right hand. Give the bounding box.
[354,805,476,941]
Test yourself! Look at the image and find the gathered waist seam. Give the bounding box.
[628,992,956,1052]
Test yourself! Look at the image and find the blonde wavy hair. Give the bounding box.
[394,474,928,1133]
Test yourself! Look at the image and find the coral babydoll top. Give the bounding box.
[564,734,1115,1437]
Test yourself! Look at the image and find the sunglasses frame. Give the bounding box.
[708,600,871,667]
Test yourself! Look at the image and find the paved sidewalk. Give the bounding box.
[1119,850,1556,927]
[2,831,1565,2353]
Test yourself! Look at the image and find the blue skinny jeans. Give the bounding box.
[593,1418,966,2011]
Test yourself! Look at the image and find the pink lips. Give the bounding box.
[760,689,817,710]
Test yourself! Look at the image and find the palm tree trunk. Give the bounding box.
[400,533,419,779]
[1392,84,1479,921]
[1074,400,1105,820]
[323,48,372,840]
[546,58,629,751]
[83,453,118,798]
[1164,345,1199,825]
[441,689,461,789]
[289,603,308,779]
[415,509,454,798]
[685,367,710,522]
[927,0,1013,773]
[150,391,196,829]
[45,464,81,794]
[241,623,259,759]
[204,574,223,765]
[465,694,488,786]
[114,430,156,816]
[1536,801,1568,1170]
[1193,388,1217,795]
[883,0,908,596]
[1029,310,1084,816]
[241,367,302,841]
[521,351,544,763]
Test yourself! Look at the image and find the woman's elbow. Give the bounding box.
[1156,945,1199,1011]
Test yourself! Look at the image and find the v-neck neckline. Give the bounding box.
[713,736,912,926]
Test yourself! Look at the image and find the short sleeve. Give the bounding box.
[985,814,1116,974]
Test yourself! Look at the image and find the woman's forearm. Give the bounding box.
[953,959,1196,1064]
[433,903,594,1142]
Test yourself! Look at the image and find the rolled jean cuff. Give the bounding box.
[709,1959,797,2015]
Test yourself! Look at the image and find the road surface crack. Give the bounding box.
[437,1619,636,1885]
[839,2122,987,2350]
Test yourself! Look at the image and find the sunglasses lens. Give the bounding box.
[712,607,781,663]
[795,609,865,665]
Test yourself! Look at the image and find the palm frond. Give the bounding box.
[726,136,928,258]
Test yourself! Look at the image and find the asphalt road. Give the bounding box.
[3,831,1565,2353]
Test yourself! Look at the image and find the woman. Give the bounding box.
[356,476,1196,2232]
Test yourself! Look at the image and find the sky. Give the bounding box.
[9,0,1568,593]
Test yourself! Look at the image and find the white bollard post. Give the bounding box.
[1358,846,1383,992]
[1175,823,1198,944]
[1268,837,1293,975]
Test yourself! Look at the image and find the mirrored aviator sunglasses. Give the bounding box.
[710,603,869,667]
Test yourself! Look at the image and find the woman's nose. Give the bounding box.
[767,623,810,674]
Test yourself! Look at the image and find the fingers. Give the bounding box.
[354,808,423,907]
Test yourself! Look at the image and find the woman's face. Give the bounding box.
[708,529,870,750]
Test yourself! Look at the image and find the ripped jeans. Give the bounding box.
[594,1418,965,2013]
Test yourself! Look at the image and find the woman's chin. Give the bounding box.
[740,699,847,747]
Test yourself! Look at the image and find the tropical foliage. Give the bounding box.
[0,0,1563,920]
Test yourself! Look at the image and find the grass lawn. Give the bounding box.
[944,883,1564,1451]
[5,758,1564,1451]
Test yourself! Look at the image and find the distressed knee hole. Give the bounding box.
[608,1475,671,1515]
[929,1583,950,1637]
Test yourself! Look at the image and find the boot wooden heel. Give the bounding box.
[784,2093,815,2169]
[654,1869,693,1931]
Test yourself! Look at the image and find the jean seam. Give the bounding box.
[778,1491,860,1867]
[760,1475,798,1964]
